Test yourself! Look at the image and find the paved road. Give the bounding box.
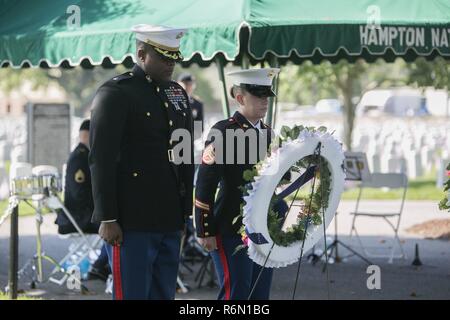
[0,201,448,300]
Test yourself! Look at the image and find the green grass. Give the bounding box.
[0,199,39,217]
[1,161,57,217]
[0,161,39,217]
[0,291,42,300]
[0,161,43,217]
[342,174,445,201]
[0,197,54,218]
[5,161,10,175]
[284,170,444,202]
[0,172,444,220]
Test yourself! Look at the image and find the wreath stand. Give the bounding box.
[248,142,332,299]
[313,210,372,272]
[313,152,373,270]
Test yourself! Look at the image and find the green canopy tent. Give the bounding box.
[1,0,450,120]
[2,0,450,67]
[2,0,450,300]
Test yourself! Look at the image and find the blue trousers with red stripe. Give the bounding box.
[105,231,181,300]
[210,234,273,300]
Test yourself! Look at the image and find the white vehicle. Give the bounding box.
[356,88,429,117]
[315,99,342,114]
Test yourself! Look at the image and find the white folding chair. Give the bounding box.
[349,173,408,263]
[45,164,101,286]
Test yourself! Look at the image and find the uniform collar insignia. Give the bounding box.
[233,111,257,130]
[132,64,147,80]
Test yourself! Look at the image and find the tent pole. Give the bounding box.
[216,57,230,118]
[266,56,280,128]
[241,53,249,69]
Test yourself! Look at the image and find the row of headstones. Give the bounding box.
[0,116,85,161]
[0,116,84,200]
[0,163,8,200]
[354,122,449,154]
[2,114,448,200]
[276,115,450,185]
[0,118,26,199]
[352,121,449,185]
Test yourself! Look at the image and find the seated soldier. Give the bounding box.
[55,119,110,281]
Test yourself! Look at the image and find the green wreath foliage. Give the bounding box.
[438,162,450,212]
[237,125,333,248]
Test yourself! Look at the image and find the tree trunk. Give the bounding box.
[342,84,355,151]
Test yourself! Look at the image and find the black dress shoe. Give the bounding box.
[88,265,111,282]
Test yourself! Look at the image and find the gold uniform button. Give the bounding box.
[203,214,208,217]
[133,172,138,177]
[169,120,173,126]
[146,112,151,117]
[204,223,209,227]
[164,102,169,108]
[129,72,134,76]
[183,112,186,116]
[156,86,160,92]
[205,232,210,236]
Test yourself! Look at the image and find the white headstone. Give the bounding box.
[405,150,423,178]
[0,163,8,200]
[436,155,450,188]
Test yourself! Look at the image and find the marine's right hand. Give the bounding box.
[99,221,123,246]
[198,236,217,252]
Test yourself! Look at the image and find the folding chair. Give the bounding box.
[44,164,102,287]
[349,172,408,263]
[14,164,101,291]
[178,218,216,290]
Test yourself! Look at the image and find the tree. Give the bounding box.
[406,57,450,90]
[0,66,125,116]
[0,68,50,94]
[1,64,219,117]
[278,61,338,106]
[46,66,127,116]
[278,59,408,150]
[405,57,450,117]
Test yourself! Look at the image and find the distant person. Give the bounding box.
[178,73,204,135]
[55,119,110,281]
[56,119,97,235]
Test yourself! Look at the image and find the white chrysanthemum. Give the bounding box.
[242,130,346,268]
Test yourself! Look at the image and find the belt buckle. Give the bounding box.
[168,149,174,162]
